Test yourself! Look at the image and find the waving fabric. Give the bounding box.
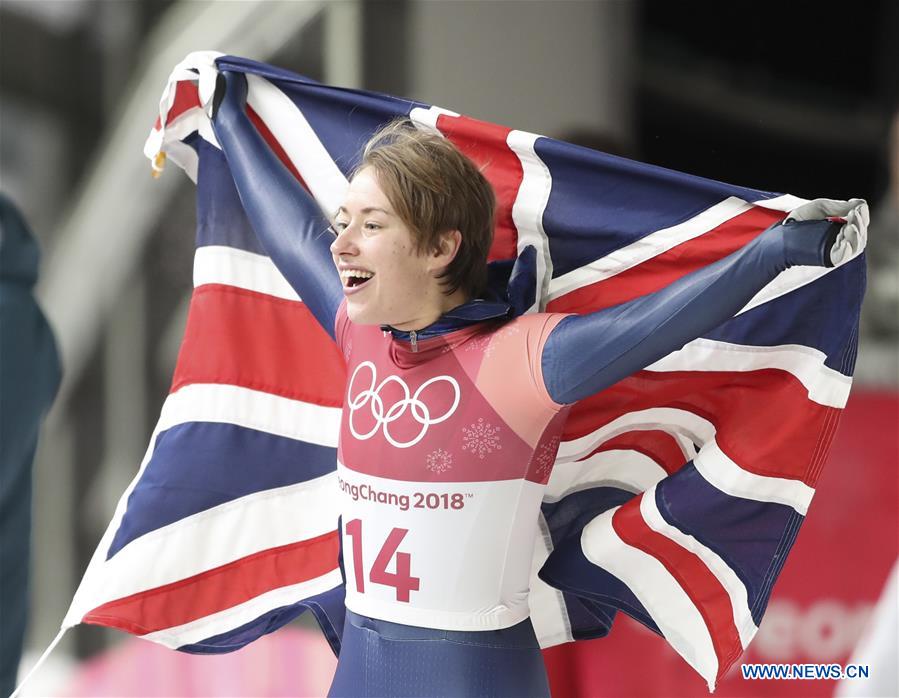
[63,52,866,691]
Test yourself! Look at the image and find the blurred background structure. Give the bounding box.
[1,1,896,696]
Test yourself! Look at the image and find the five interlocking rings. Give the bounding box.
[347,361,461,448]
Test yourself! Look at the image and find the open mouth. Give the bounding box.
[341,269,375,292]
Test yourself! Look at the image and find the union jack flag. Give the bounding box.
[62,52,866,691]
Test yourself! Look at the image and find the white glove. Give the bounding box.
[786,198,869,266]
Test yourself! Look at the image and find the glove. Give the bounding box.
[484,245,538,317]
[506,245,538,316]
[786,197,869,266]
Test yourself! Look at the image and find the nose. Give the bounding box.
[329,223,358,258]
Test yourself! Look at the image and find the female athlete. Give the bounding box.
[211,71,851,697]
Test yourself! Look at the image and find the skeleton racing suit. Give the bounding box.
[211,71,840,697]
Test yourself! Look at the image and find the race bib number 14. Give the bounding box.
[345,518,421,602]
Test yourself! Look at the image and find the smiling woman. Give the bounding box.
[329,120,496,330]
[330,168,462,329]
[356,120,496,295]
[207,68,861,698]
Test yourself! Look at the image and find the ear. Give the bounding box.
[428,229,462,272]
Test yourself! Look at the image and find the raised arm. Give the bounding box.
[210,71,344,341]
[541,217,844,405]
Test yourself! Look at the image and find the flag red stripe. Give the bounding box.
[83,531,339,635]
[172,284,346,406]
[247,105,312,192]
[589,430,686,475]
[565,369,834,486]
[612,499,741,681]
[547,207,784,313]
[155,81,202,131]
[437,114,522,262]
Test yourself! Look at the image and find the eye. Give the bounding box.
[363,222,381,231]
[333,220,348,233]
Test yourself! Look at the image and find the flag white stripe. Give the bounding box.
[557,407,814,514]
[752,194,809,212]
[158,107,205,147]
[556,407,715,464]
[547,196,751,302]
[736,264,830,317]
[508,130,555,311]
[695,439,814,515]
[640,488,758,649]
[246,74,349,216]
[674,433,699,461]
[193,245,301,301]
[409,105,461,130]
[580,508,719,691]
[161,383,341,448]
[147,107,207,182]
[73,472,339,617]
[165,140,201,183]
[141,571,344,647]
[646,337,852,408]
[545,449,667,503]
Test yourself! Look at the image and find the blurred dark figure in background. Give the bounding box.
[0,193,61,698]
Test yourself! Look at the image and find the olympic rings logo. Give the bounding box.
[347,361,461,449]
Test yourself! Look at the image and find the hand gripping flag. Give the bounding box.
[60,52,866,691]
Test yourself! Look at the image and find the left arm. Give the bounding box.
[541,217,841,405]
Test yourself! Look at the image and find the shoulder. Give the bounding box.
[477,313,573,413]
[503,311,574,338]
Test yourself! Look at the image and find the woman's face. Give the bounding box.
[330,167,440,328]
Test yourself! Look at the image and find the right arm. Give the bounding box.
[210,71,344,341]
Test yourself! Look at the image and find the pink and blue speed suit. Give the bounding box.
[211,72,840,697]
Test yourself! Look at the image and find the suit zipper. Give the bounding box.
[410,329,418,352]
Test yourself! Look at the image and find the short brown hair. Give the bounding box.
[356,119,495,299]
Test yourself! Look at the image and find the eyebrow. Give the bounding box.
[335,206,392,217]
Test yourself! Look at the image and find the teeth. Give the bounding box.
[341,269,375,288]
[341,269,374,281]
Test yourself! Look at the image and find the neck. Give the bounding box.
[389,288,471,331]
